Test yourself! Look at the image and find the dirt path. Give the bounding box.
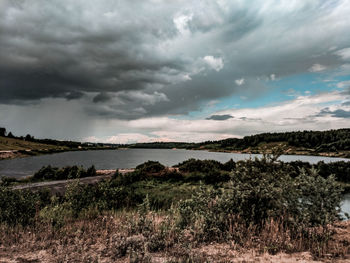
[11,169,135,194]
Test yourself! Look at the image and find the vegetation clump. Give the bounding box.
[135,160,165,173]
[32,165,97,181]
[0,156,349,260]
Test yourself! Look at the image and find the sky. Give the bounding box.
[1,0,350,143]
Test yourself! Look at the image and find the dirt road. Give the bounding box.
[12,169,135,194]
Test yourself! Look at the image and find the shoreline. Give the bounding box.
[1,147,350,161]
[0,147,119,161]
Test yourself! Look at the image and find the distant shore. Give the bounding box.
[0,147,119,161]
[2,147,350,162]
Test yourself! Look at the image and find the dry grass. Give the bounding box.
[0,212,349,263]
[0,136,60,151]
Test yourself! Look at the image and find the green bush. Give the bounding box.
[64,181,97,216]
[0,186,50,226]
[32,165,97,181]
[176,158,344,242]
[177,159,223,173]
[136,161,165,173]
[39,203,73,228]
[0,176,19,186]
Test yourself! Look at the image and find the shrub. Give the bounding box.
[113,170,146,186]
[136,161,165,173]
[33,165,57,181]
[64,181,96,216]
[39,203,73,228]
[0,176,19,186]
[176,158,344,243]
[222,158,236,171]
[177,159,223,173]
[32,165,97,181]
[0,186,46,226]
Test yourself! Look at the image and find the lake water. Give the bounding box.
[0,148,349,217]
[341,193,350,219]
[1,148,349,178]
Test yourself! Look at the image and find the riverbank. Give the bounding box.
[202,145,350,159]
[0,135,119,160]
[0,147,120,160]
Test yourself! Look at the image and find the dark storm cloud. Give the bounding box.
[65,91,84,100]
[0,0,184,105]
[206,114,233,121]
[1,0,350,120]
[93,93,111,103]
[316,108,350,118]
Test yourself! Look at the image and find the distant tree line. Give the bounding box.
[0,127,119,149]
[2,126,350,152]
[202,129,350,151]
[129,142,197,149]
[130,129,350,152]
[0,127,32,141]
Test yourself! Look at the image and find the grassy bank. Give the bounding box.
[1,157,350,261]
[0,136,120,160]
[0,136,68,159]
[0,136,64,151]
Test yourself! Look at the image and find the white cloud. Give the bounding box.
[173,13,193,37]
[335,47,350,60]
[150,131,238,142]
[120,91,350,142]
[235,78,245,86]
[309,64,327,72]
[336,80,350,89]
[206,100,219,107]
[84,136,100,143]
[203,56,224,72]
[106,133,158,144]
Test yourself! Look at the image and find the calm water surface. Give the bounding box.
[0,148,349,178]
[1,148,349,217]
[341,193,350,219]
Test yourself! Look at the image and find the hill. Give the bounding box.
[0,136,68,159]
[130,129,350,158]
[0,136,65,151]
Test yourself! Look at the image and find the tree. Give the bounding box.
[7,132,14,138]
[25,134,34,141]
[0,127,6,137]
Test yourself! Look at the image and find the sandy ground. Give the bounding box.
[0,150,19,159]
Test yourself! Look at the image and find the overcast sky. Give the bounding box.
[1,0,350,143]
